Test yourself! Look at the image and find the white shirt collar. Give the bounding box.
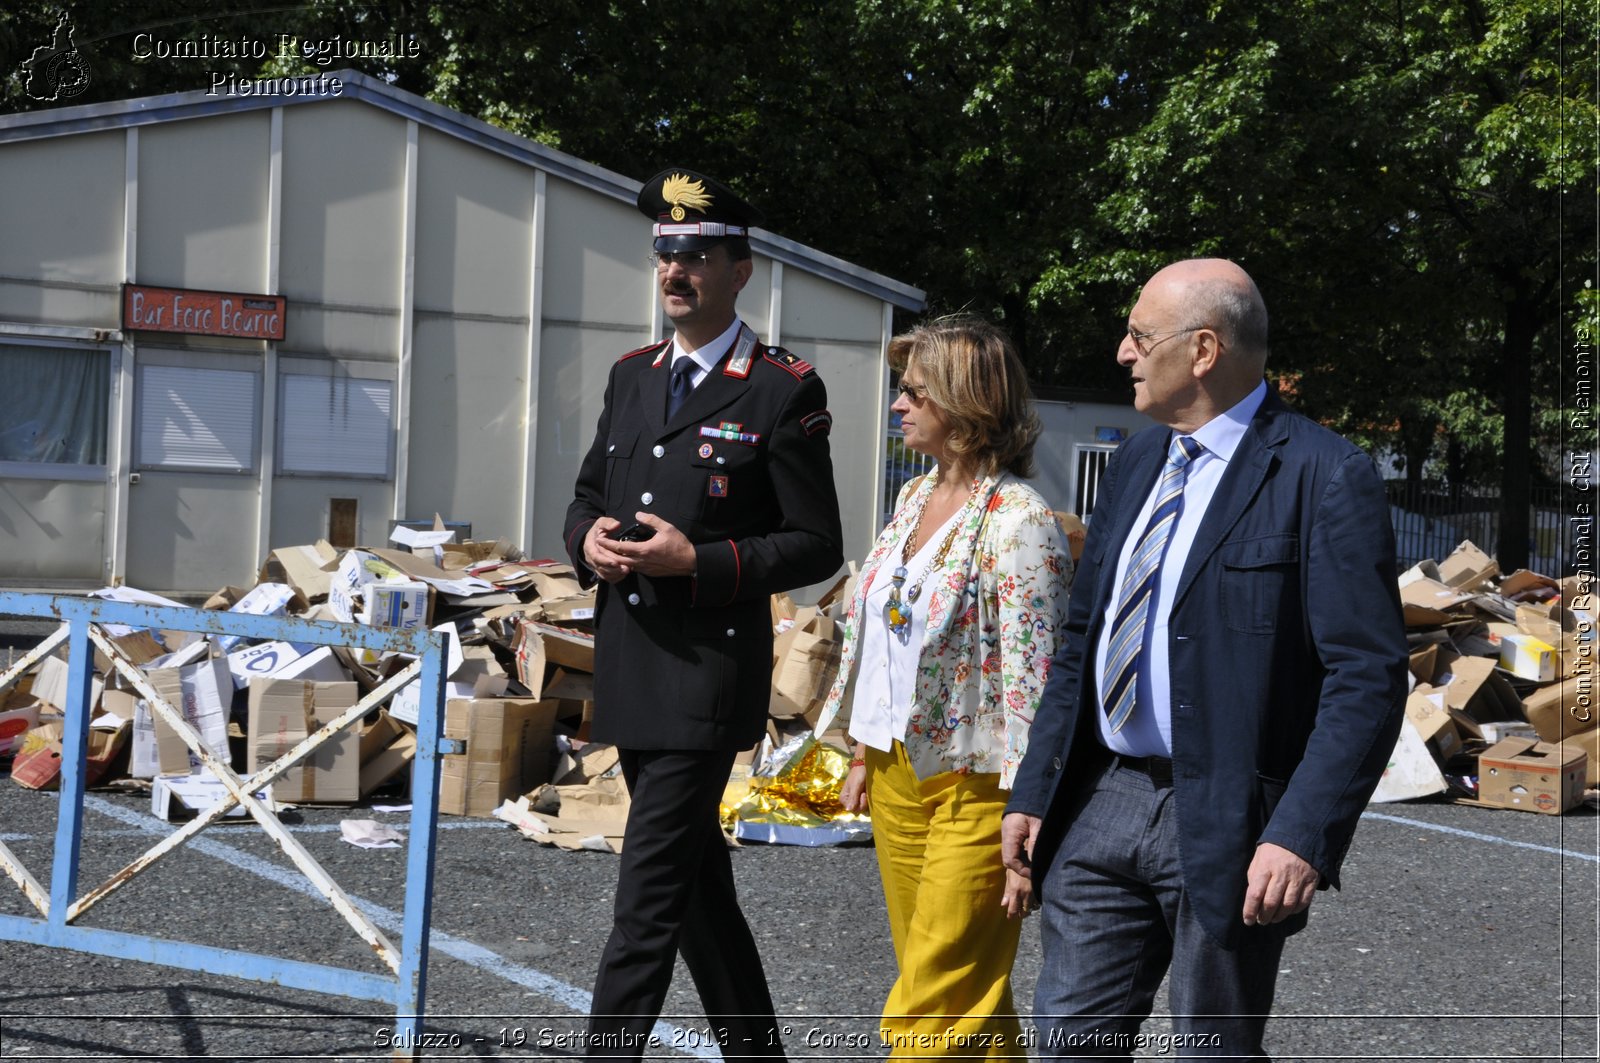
[1188,379,1267,463]
[671,318,743,376]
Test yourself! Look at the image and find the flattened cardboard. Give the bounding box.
[258,541,337,602]
[145,657,232,777]
[31,655,103,714]
[1437,540,1499,590]
[247,679,360,804]
[1370,719,1447,802]
[1521,677,1597,743]
[1440,655,1523,724]
[1475,737,1586,815]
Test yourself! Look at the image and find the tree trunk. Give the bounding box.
[1498,299,1538,572]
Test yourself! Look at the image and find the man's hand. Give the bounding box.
[1001,812,1040,879]
[1242,842,1319,926]
[606,512,697,577]
[583,517,632,583]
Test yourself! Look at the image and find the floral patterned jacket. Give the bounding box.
[814,470,1073,788]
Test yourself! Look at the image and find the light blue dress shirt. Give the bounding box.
[1094,380,1269,757]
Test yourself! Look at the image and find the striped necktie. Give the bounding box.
[1101,434,1204,734]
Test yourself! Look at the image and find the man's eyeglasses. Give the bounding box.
[1126,325,1206,352]
[650,250,710,269]
[896,382,929,402]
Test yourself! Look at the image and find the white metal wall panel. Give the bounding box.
[135,113,270,291]
[414,127,534,317]
[781,267,886,347]
[782,335,886,565]
[0,478,105,583]
[541,180,649,326]
[278,101,407,359]
[123,475,259,593]
[0,131,124,327]
[267,478,393,553]
[405,316,529,535]
[137,365,258,471]
[279,374,393,477]
[533,320,651,553]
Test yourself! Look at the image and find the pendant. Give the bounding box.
[885,566,911,636]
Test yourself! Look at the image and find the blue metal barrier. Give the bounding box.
[0,592,449,1059]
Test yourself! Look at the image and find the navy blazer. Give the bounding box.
[1007,389,1407,949]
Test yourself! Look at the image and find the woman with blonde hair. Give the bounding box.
[815,314,1072,1057]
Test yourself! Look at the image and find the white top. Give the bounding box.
[848,506,964,753]
[1094,380,1269,757]
[668,317,743,387]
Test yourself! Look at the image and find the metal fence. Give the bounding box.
[0,593,450,1058]
[1386,483,1570,573]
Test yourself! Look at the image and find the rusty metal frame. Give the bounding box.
[0,592,450,1057]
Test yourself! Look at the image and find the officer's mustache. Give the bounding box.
[664,282,695,296]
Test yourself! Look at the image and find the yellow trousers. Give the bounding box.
[866,741,1024,1060]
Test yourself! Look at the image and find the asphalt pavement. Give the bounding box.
[0,775,1595,1061]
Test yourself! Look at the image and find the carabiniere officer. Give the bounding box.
[563,167,844,1061]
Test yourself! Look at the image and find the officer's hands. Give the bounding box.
[1242,842,1319,926]
[1001,812,1040,879]
[606,512,697,577]
[583,517,632,583]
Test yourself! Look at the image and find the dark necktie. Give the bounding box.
[667,357,696,420]
[1101,434,1204,733]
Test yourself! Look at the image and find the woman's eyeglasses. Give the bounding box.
[896,382,929,402]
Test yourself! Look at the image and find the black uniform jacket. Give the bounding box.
[564,322,844,750]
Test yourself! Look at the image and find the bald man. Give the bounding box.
[1002,259,1407,1059]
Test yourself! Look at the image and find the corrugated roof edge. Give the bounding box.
[0,69,926,312]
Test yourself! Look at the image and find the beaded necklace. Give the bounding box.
[884,473,980,638]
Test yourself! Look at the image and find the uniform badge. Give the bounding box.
[662,173,712,223]
[801,409,832,437]
[708,475,729,498]
[698,443,715,459]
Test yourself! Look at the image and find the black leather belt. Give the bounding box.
[1111,753,1174,787]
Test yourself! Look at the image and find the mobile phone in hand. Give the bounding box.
[613,521,656,542]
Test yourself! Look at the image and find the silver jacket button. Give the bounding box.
[627,593,641,606]
[652,445,665,458]
[641,491,654,505]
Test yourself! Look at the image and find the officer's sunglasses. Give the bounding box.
[649,250,711,269]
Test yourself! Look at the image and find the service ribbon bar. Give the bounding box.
[698,426,762,445]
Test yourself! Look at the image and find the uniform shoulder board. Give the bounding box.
[762,346,817,380]
[620,338,671,364]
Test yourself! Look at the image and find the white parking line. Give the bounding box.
[77,795,718,1059]
[1362,809,1600,863]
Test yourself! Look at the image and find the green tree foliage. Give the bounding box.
[2,0,1591,566]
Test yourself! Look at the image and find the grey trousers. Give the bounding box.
[1033,756,1289,1061]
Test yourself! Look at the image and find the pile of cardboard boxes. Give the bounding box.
[0,527,599,819]
[1387,541,1595,815]
[0,523,865,831]
[6,526,1587,830]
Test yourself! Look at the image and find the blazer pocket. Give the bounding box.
[687,439,762,519]
[604,433,636,511]
[1219,533,1298,635]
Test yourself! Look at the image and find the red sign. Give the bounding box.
[122,284,286,341]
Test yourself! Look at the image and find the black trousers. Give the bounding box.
[586,747,786,1060]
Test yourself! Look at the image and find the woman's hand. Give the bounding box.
[839,760,870,813]
[1002,866,1035,920]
